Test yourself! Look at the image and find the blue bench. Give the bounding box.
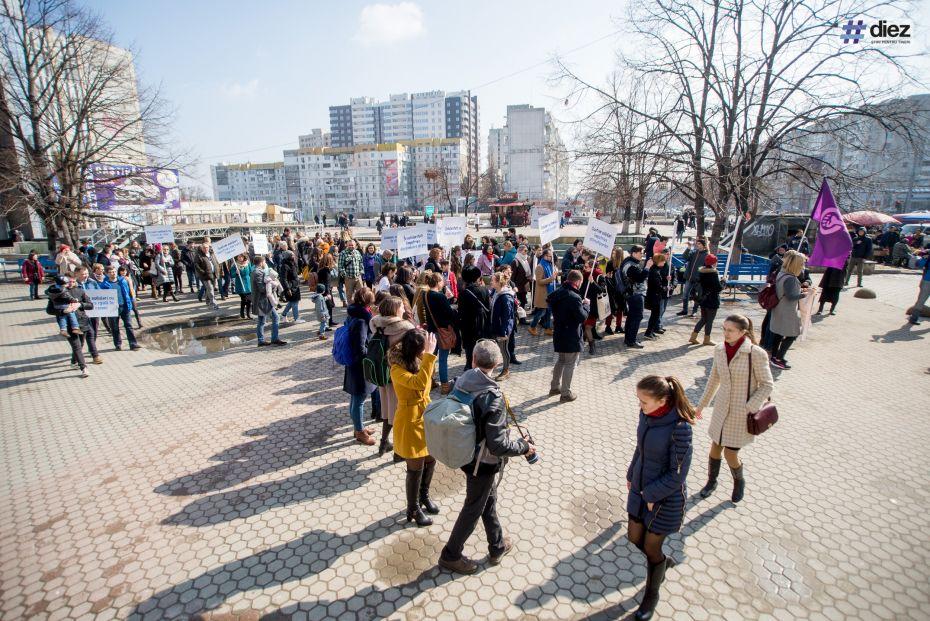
[671,252,771,296]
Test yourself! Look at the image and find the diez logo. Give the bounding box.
[839,19,912,45]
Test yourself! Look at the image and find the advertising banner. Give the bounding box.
[86,164,180,211]
[397,228,429,259]
[213,234,247,263]
[384,160,399,197]
[381,228,399,251]
[583,218,618,257]
[537,211,560,246]
[144,225,175,245]
[251,233,270,256]
[85,289,118,318]
[437,217,467,248]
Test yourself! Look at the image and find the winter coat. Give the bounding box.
[698,338,775,448]
[851,234,873,259]
[55,251,83,277]
[99,276,134,312]
[511,253,531,296]
[369,314,416,348]
[645,265,669,311]
[279,252,301,302]
[684,250,708,284]
[476,253,496,276]
[423,290,457,335]
[63,285,94,331]
[21,259,44,283]
[583,272,604,319]
[154,254,170,286]
[819,266,845,290]
[533,260,557,308]
[696,267,723,310]
[194,249,215,282]
[233,261,253,294]
[458,283,491,343]
[620,257,648,295]
[342,304,374,396]
[489,289,515,338]
[770,271,804,337]
[454,368,530,475]
[625,407,693,535]
[391,352,437,460]
[548,283,588,353]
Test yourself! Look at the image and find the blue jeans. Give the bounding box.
[109,305,137,348]
[256,309,280,343]
[282,301,299,321]
[348,391,379,432]
[437,347,450,383]
[185,266,199,291]
[530,307,551,329]
[624,294,644,345]
[29,281,39,299]
[681,281,693,314]
[57,312,79,331]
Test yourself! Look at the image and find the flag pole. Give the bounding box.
[582,252,598,299]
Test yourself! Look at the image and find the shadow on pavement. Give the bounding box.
[870,323,930,343]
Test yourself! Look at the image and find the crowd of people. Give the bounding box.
[20,214,929,620]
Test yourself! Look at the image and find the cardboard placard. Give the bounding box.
[583,218,618,257]
[397,228,429,259]
[213,234,247,263]
[437,217,467,248]
[84,289,118,317]
[251,233,270,256]
[144,225,174,245]
[538,211,561,246]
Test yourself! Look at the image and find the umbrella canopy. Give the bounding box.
[843,210,901,227]
[893,211,930,224]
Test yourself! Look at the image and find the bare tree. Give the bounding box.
[0,0,188,251]
[422,154,482,217]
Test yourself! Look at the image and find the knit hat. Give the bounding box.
[704,254,718,267]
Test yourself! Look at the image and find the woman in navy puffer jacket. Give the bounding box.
[625,375,694,621]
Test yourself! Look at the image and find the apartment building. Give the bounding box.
[499,105,568,201]
[211,162,288,206]
[298,129,331,149]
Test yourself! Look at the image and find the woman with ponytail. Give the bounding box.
[695,314,774,504]
[625,375,694,621]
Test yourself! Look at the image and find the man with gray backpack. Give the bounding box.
[430,339,536,574]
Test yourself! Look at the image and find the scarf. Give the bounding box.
[540,258,555,293]
[725,336,746,364]
[644,402,673,418]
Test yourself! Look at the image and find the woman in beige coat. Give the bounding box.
[369,296,416,457]
[695,314,774,503]
[528,247,557,336]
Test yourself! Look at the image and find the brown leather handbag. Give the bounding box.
[746,350,778,435]
[426,295,457,350]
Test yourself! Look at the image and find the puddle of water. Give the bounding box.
[139,315,257,354]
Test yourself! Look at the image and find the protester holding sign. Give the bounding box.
[195,238,220,311]
[529,248,557,336]
[233,254,253,319]
[99,265,140,351]
[73,266,103,366]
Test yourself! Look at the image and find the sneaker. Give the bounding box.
[643,333,657,341]
[780,359,792,369]
[114,346,122,351]
[769,357,787,370]
[560,392,578,403]
[489,537,514,566]
[548,388,561,396]
[675,311,688,316]
[495,369,510,381]
[627,342,645,349]
[318,334,328,340]
[293,318,306,324]
[438,556,479,575]
[258,341,270,347]
[604,326,614,335]
[80,368,89,378]
[271,339,288,346]
[656,328,666,334]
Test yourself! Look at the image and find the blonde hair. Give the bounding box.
[492,271,510,287]
[781,250,807,276]
[653,253,667,266]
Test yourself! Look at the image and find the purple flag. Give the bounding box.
[808,179,852,269]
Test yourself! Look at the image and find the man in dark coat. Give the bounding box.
[62,277,95,377]
[457,266,491,370]
[547,270,589,402]
[621,245,651,348]
[846,227,873,287]
[677,238,708,316]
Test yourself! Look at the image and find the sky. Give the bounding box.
[82,0,628,195]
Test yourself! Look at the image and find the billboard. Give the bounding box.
[86,164,181,211]
[384,159,399,197]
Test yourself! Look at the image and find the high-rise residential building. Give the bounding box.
[298,129,331,149]
[211,162,288,206]
[500,105,567,201]
[328,90,479,188]
[488,127,507,174]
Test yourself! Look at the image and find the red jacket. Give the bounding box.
[21,259,44,283]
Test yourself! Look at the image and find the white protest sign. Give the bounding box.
[415,223,437,246]
[530,207,554,228]
[436,217,467,248]
[85,289,118,317]
[144,225,174,245]
[381,228,399,251]
[537,211,561,246]
[583,218,618,258]
[251,233,270,256]
[397,227,429,259]
[213,234,247,263]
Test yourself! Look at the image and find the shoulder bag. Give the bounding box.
[746,349,778,435]
[426,294,458,350]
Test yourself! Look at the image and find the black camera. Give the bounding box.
[524,432,539,465]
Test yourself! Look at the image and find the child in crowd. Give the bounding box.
[46,276,81,336]
[310,283,331,340]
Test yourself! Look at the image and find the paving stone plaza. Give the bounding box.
[1,271,928,621]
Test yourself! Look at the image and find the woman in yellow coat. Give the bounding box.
[390,328,439,527]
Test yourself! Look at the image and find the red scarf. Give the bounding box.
[725,336,746,363]
[644,402,673,418]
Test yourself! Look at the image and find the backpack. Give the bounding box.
[424,389,478,469]
[362,328,391,386]
[758,272,782,310]
[332,318,358,366]
[614,262,632,296]
[45,298,56,316]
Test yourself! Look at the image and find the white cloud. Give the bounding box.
[220,79,260,98]
[354,2,425,46]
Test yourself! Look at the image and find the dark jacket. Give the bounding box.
[454,368,530,475]
[423,290,457,333]
[64,285,94,331]
[819,266,845,289]
[279,251,301,302]
[458,283,491,343]
[645,264,669,311]
[194,248,215,282]
[620,257,648,295]
[684,250,708,284]
[583,272,604,319]
[547,283,588,353]
[342,304,374,396]
[645,234,660,258]
[697,266,723,310]
[489,289,515,338]
[787,235,811,256]
[851,234,873,259]
[626,408,692,535]
[561,250,582,277]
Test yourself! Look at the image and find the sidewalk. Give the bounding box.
[0,274,927,620]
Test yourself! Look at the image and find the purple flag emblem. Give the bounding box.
[808,179,852,269]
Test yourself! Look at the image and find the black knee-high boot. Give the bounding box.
[378,420,393,456]
[405,469,432,526]
[700,457,721,498]
[419,460,439,515]
[635,558,669,620]
[731,464,745,503]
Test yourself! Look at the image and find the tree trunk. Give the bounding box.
[709,213,726,252]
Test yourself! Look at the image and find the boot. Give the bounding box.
[702,334,715,346]
[730,464,745,503]
[634,557,669,621]
[378,421,393,456]
[604,325,614,335]
[406,470,433,526]
[528,326,539,336]
[588,340,596,355]
[688,331,699,345]
[440,382,453,395]
[354,430,375,446]
[700,457,721,498]
[592,328,604,340]
[419,460,440,515]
